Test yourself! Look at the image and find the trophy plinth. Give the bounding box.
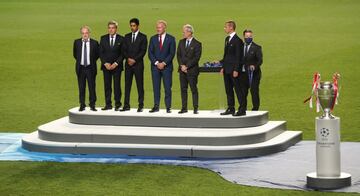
[306,73,351,189]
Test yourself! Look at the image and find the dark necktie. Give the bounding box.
[110,36,114,47]
[83,40,88,66]
[159,35,163,50]
[225,36,230,46]
[186,40,190,48]
[245,44,250,56]
[132,33,135,43]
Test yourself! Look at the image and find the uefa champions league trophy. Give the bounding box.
[305,72,351,189]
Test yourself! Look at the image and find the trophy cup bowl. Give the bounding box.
[317,81,336,119]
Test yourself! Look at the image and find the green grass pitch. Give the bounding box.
[0,0,359,195]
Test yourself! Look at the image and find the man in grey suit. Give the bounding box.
[177,24,202,114]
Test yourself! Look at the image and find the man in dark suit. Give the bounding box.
[148,20,176,113]
[242,29,263,111]
[177,24,202,114]
[99,20,124,111]
[217,20,245,116]
[73,25,99,111]
[121,18,148,112]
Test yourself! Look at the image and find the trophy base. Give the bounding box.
[306,172,351,190]
[320,111,335,119]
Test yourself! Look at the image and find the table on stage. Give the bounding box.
[198,66,224,110]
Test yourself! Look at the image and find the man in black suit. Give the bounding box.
[73,25,99,111]
[216,20,245,116]
[99,20,124,111]
[121,18,148,112]
[242,29,263,111]
[177,24,202,114]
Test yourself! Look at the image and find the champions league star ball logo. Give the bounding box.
[320,128,330,137]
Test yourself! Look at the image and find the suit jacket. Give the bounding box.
[122,32,148,68]
[148,33,176,70]
[243,42,263,72]
[99,34,124,72]
[73,38,99,75]
[220,34,244,74]
[177,38,202,75]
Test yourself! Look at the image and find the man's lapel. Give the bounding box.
[132,33,138,44]
[245,43,253,57]
[185,39,194,53]
[107,34,112,48]
[163,34,168,49]
[78,39,82,54]
[155,35,160,50]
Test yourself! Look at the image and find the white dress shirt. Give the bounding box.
[155,33,167,65]
[228,32,236,42]
[186,37,193,47]
[109,34,116,46]
[132,30,139,42]
[81,39,90,66]
[158,33,166,45]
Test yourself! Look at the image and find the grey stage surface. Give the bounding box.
[1,134,359,193]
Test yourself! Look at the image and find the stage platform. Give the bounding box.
[22,107,302,158]
[68,108,269,128]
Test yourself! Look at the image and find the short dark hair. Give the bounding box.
[243,29,253,35]
[130,18,139,25]
[225,20,236,30]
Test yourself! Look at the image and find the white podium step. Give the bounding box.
[69,107,268,128]
[37,117,287,146]
[21,108,302,158]
[22,131,302,158]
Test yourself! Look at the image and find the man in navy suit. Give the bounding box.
[148,20,176,113]
[73,25,99,112]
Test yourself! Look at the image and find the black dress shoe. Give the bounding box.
[149,106,159,113]
[166,108,171,113]
[137,108,143,112]
[79,106,85,111]
[120,107,130,112]
[178,109,188,114]
[90,107,97,111]
[233,111,246,116]
[193,109,198,114]
[101,106,112,111]
[114,106,121,111]
[220,108,235,115]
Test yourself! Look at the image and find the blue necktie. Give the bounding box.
[244,44,249,57]
[186,40,190,48]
